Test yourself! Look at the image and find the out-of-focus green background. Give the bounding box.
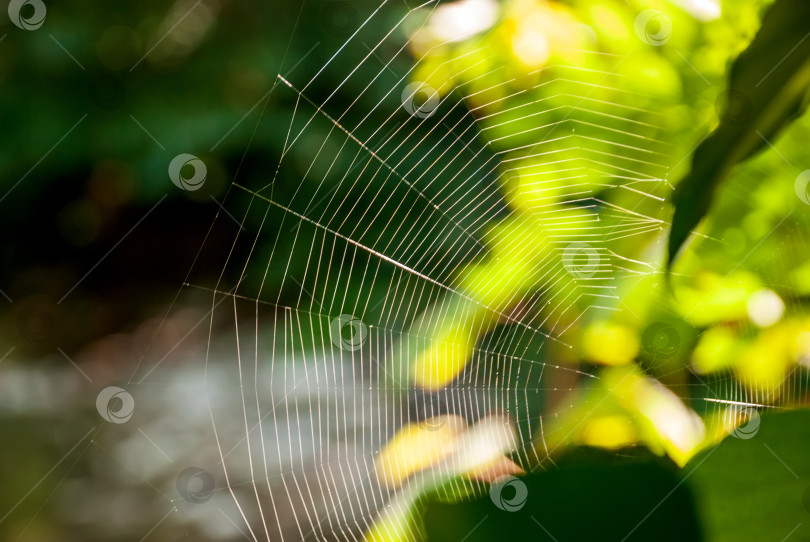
[2,2,397,540]
[3,0,810,540]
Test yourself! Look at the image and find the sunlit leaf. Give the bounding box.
[668,0,810,265]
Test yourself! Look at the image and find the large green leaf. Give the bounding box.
[423,450,702,542]
[687,409,810,541]
[423,410,810,542]
[668,0,810,265]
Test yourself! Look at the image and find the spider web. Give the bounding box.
[142,1,680,539]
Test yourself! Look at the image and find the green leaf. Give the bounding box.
[423,450,702,542]
[668,0,810,265]
[686,409,810,541]
[422,410,810,542]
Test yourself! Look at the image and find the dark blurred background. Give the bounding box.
[0,1,404,540]
[0,0,397,357]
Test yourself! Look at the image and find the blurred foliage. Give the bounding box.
[397,0,810,462]
[375,0,810,539]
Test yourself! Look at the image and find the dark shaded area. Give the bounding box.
[0,0,405,356]
[425,448,702,542]
[687,409,810,542]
